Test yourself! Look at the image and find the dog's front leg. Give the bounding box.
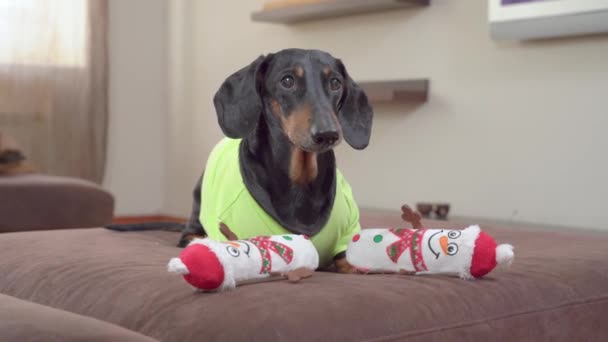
[334,253,360,274]
[177,173,207,247]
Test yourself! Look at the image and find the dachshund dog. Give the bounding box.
[177,49,373,273]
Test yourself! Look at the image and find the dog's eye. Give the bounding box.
[447,243,459,256]
[330,78,342,91]
[280,76,295,89]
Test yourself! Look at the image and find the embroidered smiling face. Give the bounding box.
[216,240,260,277]
[427,229,463,259]
[420,228,478,274]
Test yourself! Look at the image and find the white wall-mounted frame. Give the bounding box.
[489,0,608,40]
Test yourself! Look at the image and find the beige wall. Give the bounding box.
[103,0,168,216]
[163,0,197,219]
[165,0,608,230]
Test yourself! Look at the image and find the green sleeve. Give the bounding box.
[198,138,232,242]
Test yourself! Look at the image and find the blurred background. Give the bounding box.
[2,0,607,230]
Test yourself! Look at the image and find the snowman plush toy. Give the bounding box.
[346,206,514,279]
[168,224,319,291]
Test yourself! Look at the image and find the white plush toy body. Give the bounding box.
[346,225,513,279]
[168,234,319,291]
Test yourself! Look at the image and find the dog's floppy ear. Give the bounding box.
[337,60,374,150]
[213,55,270,138]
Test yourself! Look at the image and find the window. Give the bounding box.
[0,0,87,66]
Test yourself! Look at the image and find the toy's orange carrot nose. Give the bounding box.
[440,236,449,255]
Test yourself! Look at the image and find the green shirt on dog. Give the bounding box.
[199,138,361,267]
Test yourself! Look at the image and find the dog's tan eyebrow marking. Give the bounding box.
[323,67,331,76]
[295,66,304,78]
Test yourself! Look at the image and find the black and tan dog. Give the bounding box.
[178,48,373,273]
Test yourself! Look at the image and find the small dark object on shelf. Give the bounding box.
[416,203,433,218]
[435,203,450,220]
[416,202,450,220]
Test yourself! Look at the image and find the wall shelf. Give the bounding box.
[359,79,429,103]
[489,0,608,40]
[251,0,429,24]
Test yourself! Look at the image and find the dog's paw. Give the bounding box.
[177,233,207,248]
[335,257,364,274]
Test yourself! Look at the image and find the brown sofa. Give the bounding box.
[0,293,155,342]
[1,209,607,341]
[0,173,114,233]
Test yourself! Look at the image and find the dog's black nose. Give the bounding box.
[312,130,339,146]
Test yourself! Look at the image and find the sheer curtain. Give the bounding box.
[0,0,108,183]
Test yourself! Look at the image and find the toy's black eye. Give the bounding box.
[280,76,295,89]
[448,231,461,239]
[330,78,342,91]
[226,246,240,257]
[447,243,459,256]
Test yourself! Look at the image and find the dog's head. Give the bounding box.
[213,49,373,152]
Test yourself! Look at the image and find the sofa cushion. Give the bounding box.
[0,293,157,342]
[0,173,114,233]
[0,215,607,341]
